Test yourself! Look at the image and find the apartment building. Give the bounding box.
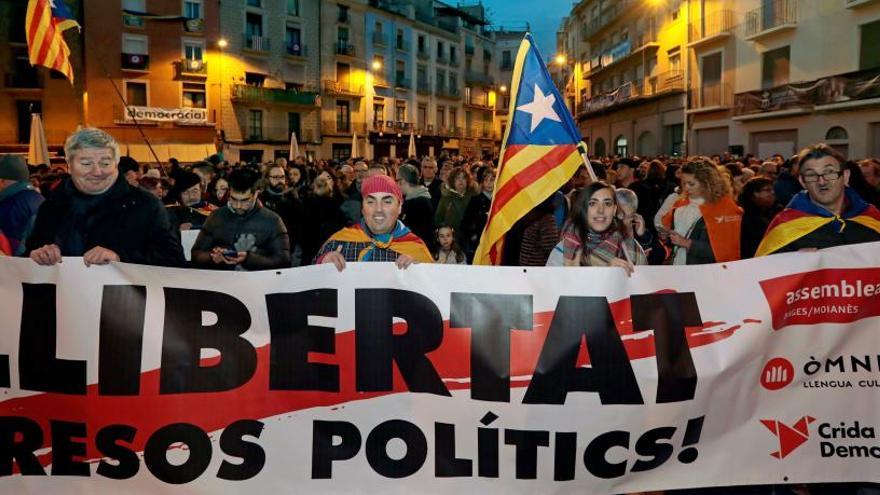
[1,0,223,162]
[493,28,527,143]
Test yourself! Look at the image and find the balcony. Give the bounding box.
[464,98,493,111]
[335,42,356,57]
[464,69,494,86]
[587,31,658,78]
[465,45,474,57]
[243,35,270,52]
[417,47,430,61]
[3,72,41,90]
[416,80,431,94]
[745,0,797,41]
[437,54,449,65]
[689,10,737,48]
[322,120,367,136]
[449,57,460,67]
[338,10,349,23]
[231,84,320,107]
[286,43,307,57]
[465,124,494,139]
[322,79,364,97]
[435,85,462,100]
[372,120,416,134]
[688,82,731,114]
[177,58,207,77]
[579,70,684,118]
[121,53,149,71]
[372,31,387,46]
[396,40,410,52]
[395,77,411,89]
[243,127,318,144]
[583,0,635,40]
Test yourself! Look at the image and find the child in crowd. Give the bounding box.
[434,225,467,265]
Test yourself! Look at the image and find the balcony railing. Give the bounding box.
[417,48,430,60]
[335,42,356,56]
[177,58,207,76]
[243,35,270,52]
[580,70,684,116]
[583,0,635,40]
[416,80,431,94]
[372,120,416,133]
[243,127,318,143]
[372,31,387,46]
[464,70,494,86]
[286,43,307,57]
[3,72,41,89]
[745,0,797,39]
[449,57,460,67]
[435,85,462,99]
[437,54,449,65]
[231,84,319,107]
[690,10,737,43]
[396,40,410,52]
[464,99,493,111]
[690,82,730,109]
[322,79,364,97]
[121,53,149,70]
[322,120,367,135]
[465,124,494,139]
[395,77,411,89]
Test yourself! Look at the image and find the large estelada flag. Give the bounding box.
[473,33,587,265]
[26,0,79,84]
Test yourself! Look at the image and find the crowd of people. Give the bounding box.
[3,126,879,275]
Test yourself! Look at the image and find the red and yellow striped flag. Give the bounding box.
[26,0,80,84]
[473,33,588,265]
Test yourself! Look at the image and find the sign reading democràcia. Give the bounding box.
[124,106,208,124]
[2,242,880,494]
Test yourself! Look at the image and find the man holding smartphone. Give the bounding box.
[191,167,290,270]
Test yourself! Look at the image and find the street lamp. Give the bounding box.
[371,59,382,71]
[555,54,568,66]
[218,38,228,48]
[499,85,507,93]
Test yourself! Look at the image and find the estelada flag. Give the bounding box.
[26,0,80,84]
[472,33,587,265]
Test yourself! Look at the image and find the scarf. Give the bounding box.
[560,223,646,267]
[755,188,880,256]
[327,220,434,263]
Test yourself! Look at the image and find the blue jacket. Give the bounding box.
[0,181,44,256]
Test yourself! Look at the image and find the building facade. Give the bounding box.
[557,0,880,160]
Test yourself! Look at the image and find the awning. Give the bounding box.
[122,143,215,163]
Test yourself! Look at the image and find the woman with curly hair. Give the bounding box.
[660,158,742,265]
[434,166,475,241]
[548,182,646,274]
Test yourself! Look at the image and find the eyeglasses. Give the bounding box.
[801,170,844,183]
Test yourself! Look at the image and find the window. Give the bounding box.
[448,72,457,91]
[286,26,303,55]
[436,68,445,89]
[594,138,606,157]
[373,101,385,124]
[287,0,299,16]
[762,46,790,89]
[417,104,427,130]
[417,35,426,52]
[615,135,628,156]
[184,0,202,19]
[332,144,352,160]
[183,39,204,61]
[338,26,350,45]
[826,126,848,140]
[437,41,444,58]
[501,50,512,69]
[450,46,457,63]
[668,47,681,74]
[125,81,147,106]
[245,72,265,86]
[397,29,405,50]
[395,101,406,122]
[436,106,445,128]
[395,60,405,85]
[417,65,428,88]
[288,113,301,139]
[182,82,206,108]
[464,86,471,104]
[667,124,684,156]
[700,51,722,106]
[336,100,350,132]
[122,34,148,55]
[246,0,261,7]
[449,108,457,130]
[245,12,263,38]
[123,0,145,26]
[337,4,349,23]
[860,19,880,70]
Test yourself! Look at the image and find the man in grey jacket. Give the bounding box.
[191,167,290,270]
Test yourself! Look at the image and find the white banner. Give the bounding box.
[124,106,208,124]
[1,243,880,493]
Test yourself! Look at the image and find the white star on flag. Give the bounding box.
[516,84,561,133]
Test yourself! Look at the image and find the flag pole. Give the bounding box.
[576,143,597,182]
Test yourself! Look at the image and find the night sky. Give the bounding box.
[480,0,572,60]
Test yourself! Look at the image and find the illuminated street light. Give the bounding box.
[555,54,567,65]
[500,85,508,93]
[218,38,228,48]
[371,59,382,71]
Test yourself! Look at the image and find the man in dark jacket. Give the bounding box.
[260,164,303,264]
[420,157,443,210]
[396,163,435,250]
[192,167,290,270]
[0,155,44,256]
[27,128,185,267]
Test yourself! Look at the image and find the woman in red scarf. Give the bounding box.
[661,158,742,265]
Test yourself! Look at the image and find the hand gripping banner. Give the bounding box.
[2,243,880,493]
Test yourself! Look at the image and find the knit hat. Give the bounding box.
[361,174,402,203]
[0,155,28,182]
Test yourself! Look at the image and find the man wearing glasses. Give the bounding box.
[191,167,290,270]
[756,143,880,256]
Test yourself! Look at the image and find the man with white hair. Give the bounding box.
[26,128,184,267]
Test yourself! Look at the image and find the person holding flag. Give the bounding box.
[472,33,592,265]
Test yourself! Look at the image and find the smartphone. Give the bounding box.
[222,248,238,257]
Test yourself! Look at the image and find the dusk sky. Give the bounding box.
[479,0,572,60]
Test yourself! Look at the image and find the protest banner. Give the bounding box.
[1,242,880,493]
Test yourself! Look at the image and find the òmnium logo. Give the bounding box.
[761,357,795,390]
[761,416,815,459]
